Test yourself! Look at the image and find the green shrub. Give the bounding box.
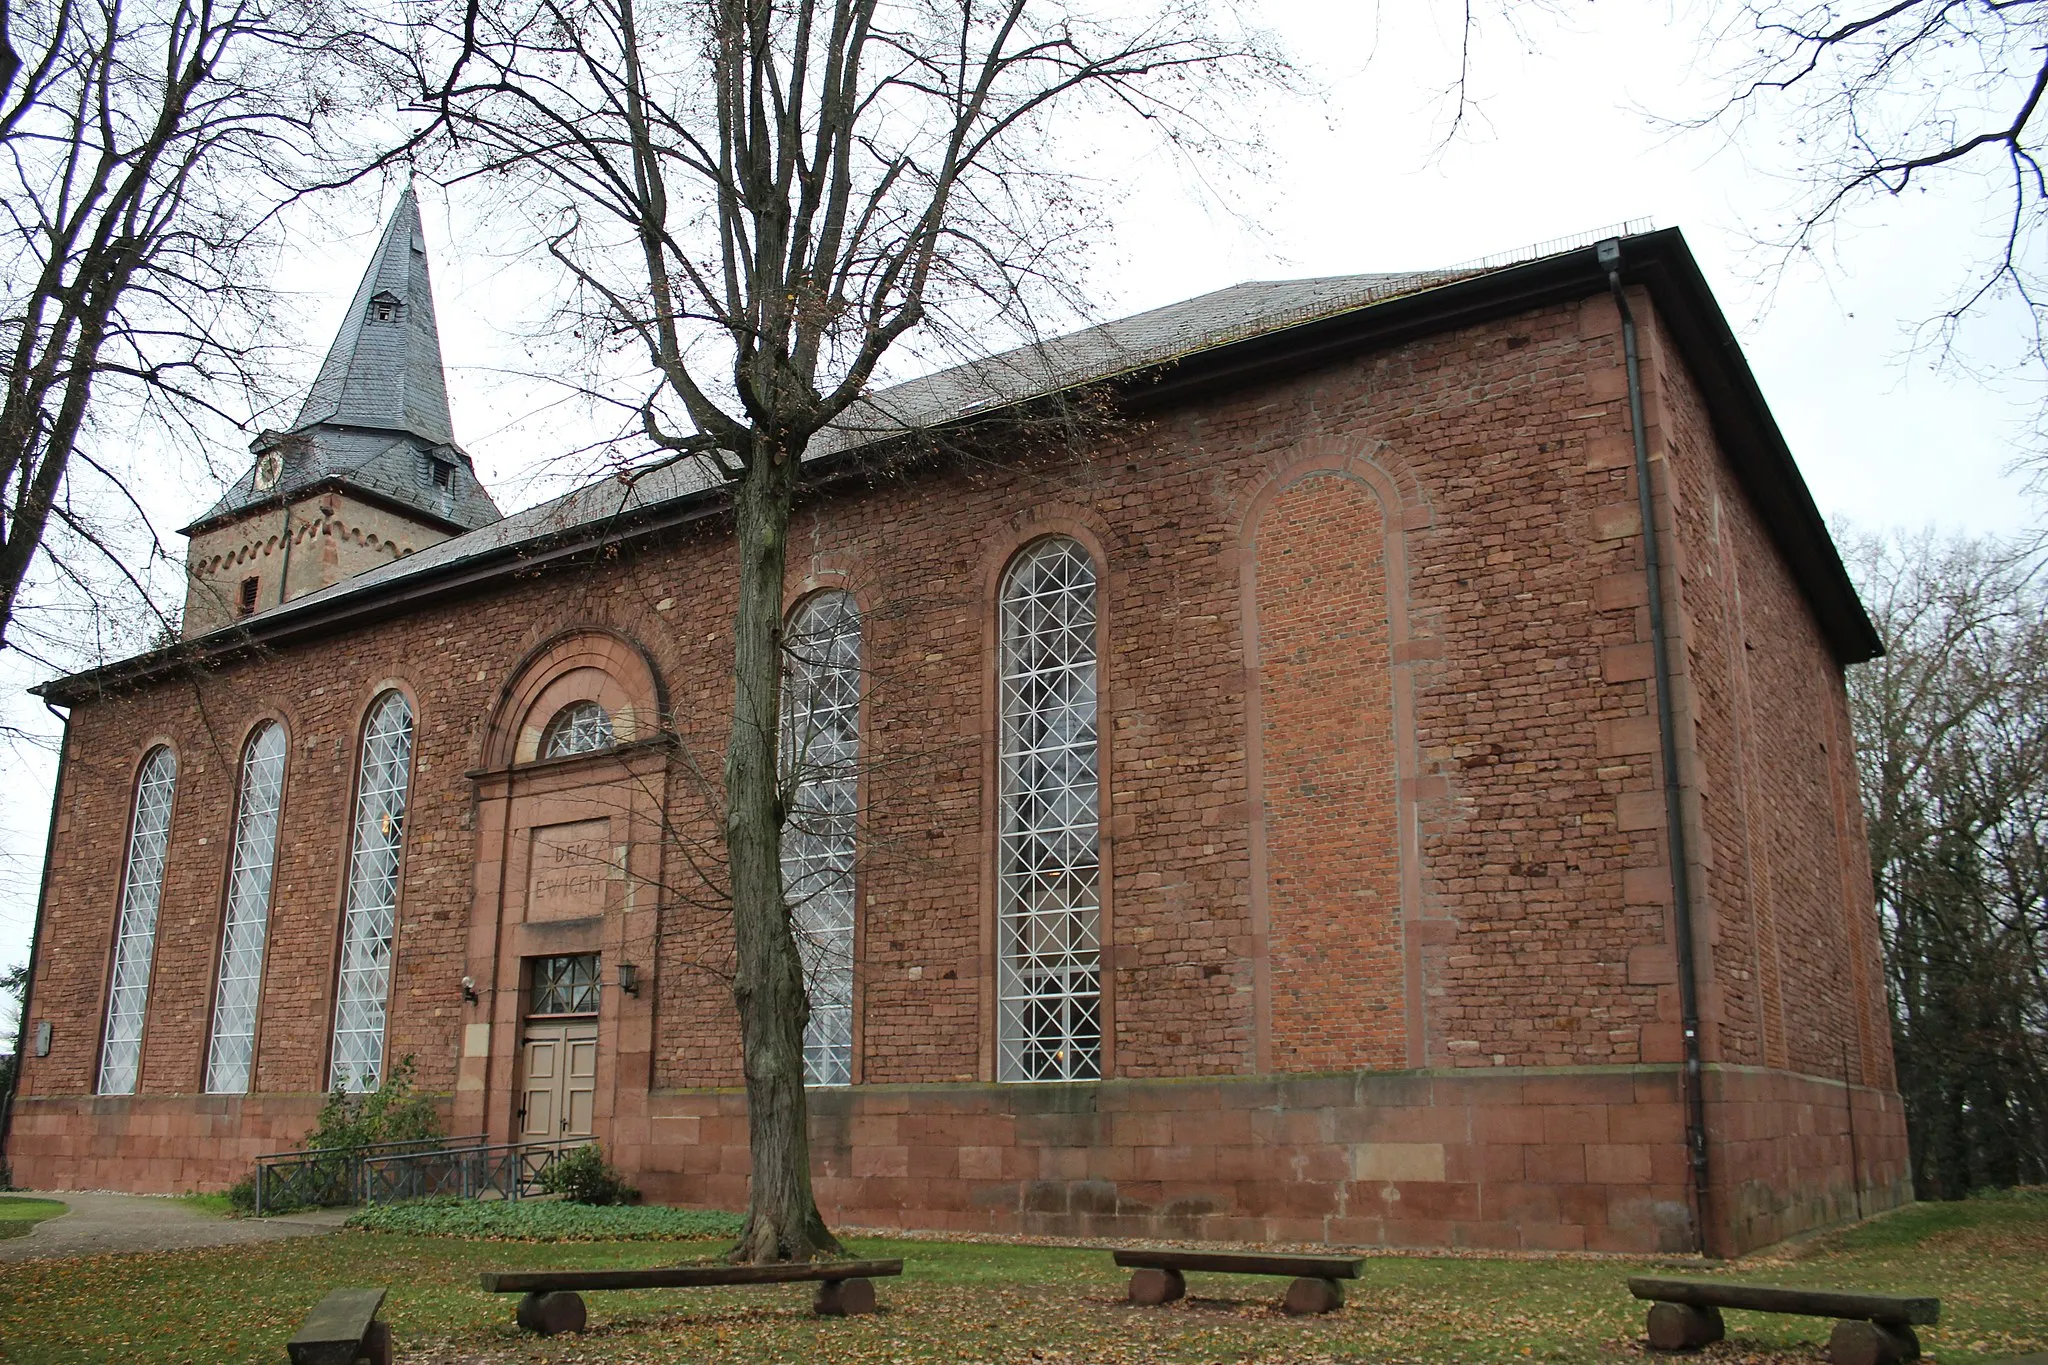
[226,1057,444,1212]
[345,1196,739,1241]
[302,1055,441,1156]
[536,1142,637,1206]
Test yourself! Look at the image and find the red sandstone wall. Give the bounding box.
[1642,295,1906,1249]
[6,286,1906,1253]
[614,1069,1700,1252]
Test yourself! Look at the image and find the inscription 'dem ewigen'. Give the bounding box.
[527,819,612,920]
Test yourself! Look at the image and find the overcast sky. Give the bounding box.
[1,1,2038,979]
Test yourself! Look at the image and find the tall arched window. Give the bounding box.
[996,537,1102,1082]
[780,590,861,1086]
[205,722,288,1093]
[98,746,178,1095]
[330,691,415,1092]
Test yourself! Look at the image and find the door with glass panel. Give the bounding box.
[518,954,598,1143]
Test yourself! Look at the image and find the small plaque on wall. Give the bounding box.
[526,819,614,922]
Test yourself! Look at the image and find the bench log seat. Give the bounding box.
[1628,1277,1940,1365]
[479,1258,905,1333]
[286,1288,391,1365]
[1110,1248,1364,1315]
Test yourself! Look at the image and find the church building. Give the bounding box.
[2,192,1907,1257]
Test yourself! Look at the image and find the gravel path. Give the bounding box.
[0,1191,349,1260]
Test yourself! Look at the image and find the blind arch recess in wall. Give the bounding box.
[97,746,179,1095]
[996,536,1103,1083]
[205,722,288,1093]
[330,690,416,1092]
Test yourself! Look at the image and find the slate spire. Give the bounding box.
[292,185,455,444]
[179,184,500,542]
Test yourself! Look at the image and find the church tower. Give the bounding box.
[179,187,501,638]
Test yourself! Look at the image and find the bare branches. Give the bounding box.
[389,0,1292,1264]
[405,0,1290,467]
[0,0,385,665]
[1844,525,2048,1193]
[1694,1,2048,438]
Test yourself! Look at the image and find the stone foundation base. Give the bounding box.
[6,1064,1907,1256]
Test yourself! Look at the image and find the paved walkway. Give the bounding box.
[0,1191,349,1260]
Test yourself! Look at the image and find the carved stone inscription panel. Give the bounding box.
[526,819,613,922]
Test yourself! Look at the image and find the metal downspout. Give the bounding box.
[0,703,73,1176]
[1598,238,1713,1255]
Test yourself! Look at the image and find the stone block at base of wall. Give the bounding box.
[7,1064,1908,1257]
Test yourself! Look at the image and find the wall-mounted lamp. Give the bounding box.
[461,975,479,1004]
[619,963,640,997]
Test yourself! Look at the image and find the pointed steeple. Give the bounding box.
[177,185,501,637]
[293,186,455,444]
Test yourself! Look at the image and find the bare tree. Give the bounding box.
[398,0,1287,1261]
[1695,2,2048,441]
[0,0,380,668]
[1846,527,2048,1194]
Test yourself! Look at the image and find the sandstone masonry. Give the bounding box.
[3,228,1904,1257]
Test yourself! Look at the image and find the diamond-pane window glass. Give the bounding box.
[329,691,415,1092]
[779,591,860,1086]
[204,723,288,1094]
[542,701,614,759]
[530,954,600,1014]
[996,538,1102,1083]
[98,747,178,1095]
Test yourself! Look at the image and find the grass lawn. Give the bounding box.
[0,1196,66,1240]
[0,1192,2042,1364]
[172,1193,236,1218]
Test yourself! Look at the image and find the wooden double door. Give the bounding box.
[518,1019,598,1141]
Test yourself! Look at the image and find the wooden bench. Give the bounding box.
[1629,1277,1940,1365]
[1109,1248,1363,1315]
[479,1258,904,1333]
[285,1288,391,1365]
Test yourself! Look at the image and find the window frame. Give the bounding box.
[96,743,180,1096]
[779,588,862,1087]
[992,534,1108,1085]
[539,699,617,760]
[203,720,290,1095]
[327,686,419,1093]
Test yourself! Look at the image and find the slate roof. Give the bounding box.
[206,265,1478,618]
[43,225,1885,698]
[298,186,455,442]
[184,187,502,535]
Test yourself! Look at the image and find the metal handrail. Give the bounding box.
[253,1133,484,1163]
[252,1133,486,1214]
[356,1137,588,1206]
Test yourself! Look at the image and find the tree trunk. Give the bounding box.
[726,444,840,1263]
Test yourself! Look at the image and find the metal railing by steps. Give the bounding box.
[253,1134,586,1212]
